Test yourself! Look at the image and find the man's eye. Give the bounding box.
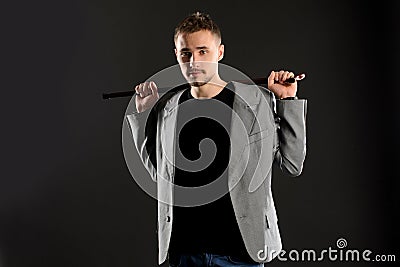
[181,52,191,57]
[199,50,207,55]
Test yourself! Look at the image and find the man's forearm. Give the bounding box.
[274,99,307,176]
[126,108,157,181]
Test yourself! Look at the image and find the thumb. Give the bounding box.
[267,71,275,89]
[149,81,159,99]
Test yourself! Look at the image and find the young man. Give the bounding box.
[127,12,307,267]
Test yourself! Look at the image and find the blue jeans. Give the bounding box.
[169,252,264,267]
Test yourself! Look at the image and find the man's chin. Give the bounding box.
[189,81,207,87]
[187,77,213,87]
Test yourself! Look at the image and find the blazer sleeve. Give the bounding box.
[126,107,158,182]
[272,96,307,177]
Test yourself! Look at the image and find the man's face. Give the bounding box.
[174,30,224,86]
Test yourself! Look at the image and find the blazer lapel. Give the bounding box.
[228,81,260,187]
[160,91,185,182]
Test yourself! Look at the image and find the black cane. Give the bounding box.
[102,74,305,100]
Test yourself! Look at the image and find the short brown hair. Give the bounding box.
[174,12,222,43]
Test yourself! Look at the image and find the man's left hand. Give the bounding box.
[267,70,297,99]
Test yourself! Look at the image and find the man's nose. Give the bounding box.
[189,54,199,67]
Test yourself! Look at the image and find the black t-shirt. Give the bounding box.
[169,83,256,263]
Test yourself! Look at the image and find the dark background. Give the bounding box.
[1,0,399,266]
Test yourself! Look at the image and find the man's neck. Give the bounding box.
[190,77,228,99]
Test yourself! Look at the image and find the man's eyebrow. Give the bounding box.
[179,46,209,52]
[196,46,209,50]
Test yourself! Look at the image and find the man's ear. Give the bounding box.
[218,44,224,61]
[174,48,178,58]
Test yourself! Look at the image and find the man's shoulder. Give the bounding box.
[230,81,275,102]
[152,84,189,112]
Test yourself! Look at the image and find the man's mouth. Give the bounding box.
[188,69,204,75]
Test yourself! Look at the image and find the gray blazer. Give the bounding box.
[126,81,307,264]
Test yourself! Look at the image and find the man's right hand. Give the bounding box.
[135,81,159,113]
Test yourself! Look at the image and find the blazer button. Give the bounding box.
[166,216,171,222]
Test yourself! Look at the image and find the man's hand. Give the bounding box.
[267,70,297,99]
[135,81,159,113]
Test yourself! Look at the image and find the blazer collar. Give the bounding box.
[162,81,260,112]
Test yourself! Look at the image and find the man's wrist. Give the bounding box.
[279,96,298,100]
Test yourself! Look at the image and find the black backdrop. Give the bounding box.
[1,0,399,266]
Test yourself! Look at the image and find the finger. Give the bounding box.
[273,71,279,82]
[281,71,287,82]
[279,70,285,82]
[143,82,152,97]
[145,82,154,97]
[149,81,159,98]
[286,72,295,83]
[282,71,290,82]
[134,85,140,95]
[138,83,144,97]
[268,71,275,88]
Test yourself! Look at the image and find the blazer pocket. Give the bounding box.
[248,128,270,144]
